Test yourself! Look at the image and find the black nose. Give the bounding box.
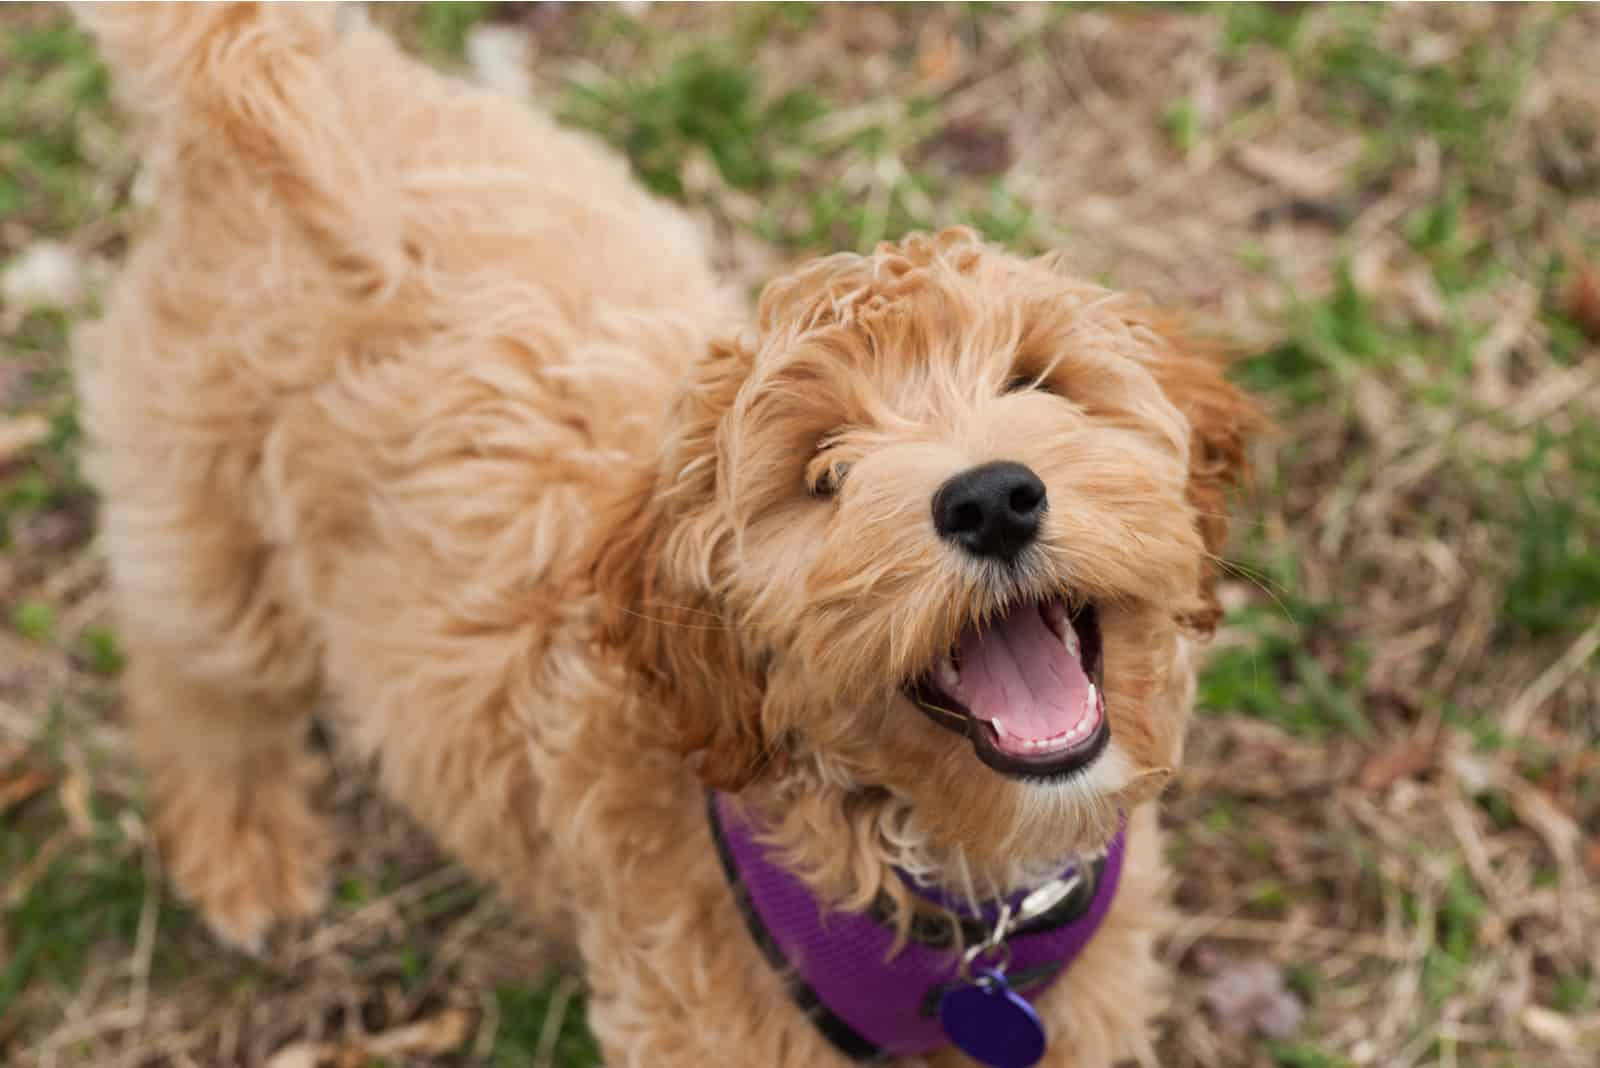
[932,461,1047,561]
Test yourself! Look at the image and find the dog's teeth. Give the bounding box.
[1061,623,1080,658]
[1042,599,1069,638]
[1086,681,1098,711]
[936,657,960,691]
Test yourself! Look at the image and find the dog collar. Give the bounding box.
[708,791,1126,1065]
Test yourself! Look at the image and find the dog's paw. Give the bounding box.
[152,752,334,955]
[192,834,332,957]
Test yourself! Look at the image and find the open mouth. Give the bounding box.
[906,598,1109,780]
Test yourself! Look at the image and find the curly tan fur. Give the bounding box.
[74,5,1261,1065]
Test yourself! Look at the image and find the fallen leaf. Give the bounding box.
[1521,1005,1578,1049]
[926,115,1014,177]
[59,770,96,836]
[1445,740,1500,796]
[265,1010,473,1068]
[1402,264,1450,329]
[1585,839,1600,877]
[13,507,93,556]
[4,830,70,908]
[1358,739,1435,791]
[1505,780,1582,873]
[0,766,56,815]
[916,27,963,83]
[526,3,570,36]
[1233,141,1358,202]
[495,2,569,37]
[465,24,532,100]
[363,1008,473,1057]
[0,414,52,467]
[1564,264,1600,343]
[1203,957,1305,1041]
[1542,749,1600,801]
[264,1043,324,1068]
[1,240,86,312]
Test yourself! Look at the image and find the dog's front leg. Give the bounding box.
[583,952,867,1067]
[571,873,868,1068]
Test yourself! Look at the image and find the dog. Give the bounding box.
[72,4,1260,1065]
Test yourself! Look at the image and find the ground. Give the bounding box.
[2,3,1598,1067]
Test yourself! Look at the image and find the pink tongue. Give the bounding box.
[948,605,1092,748]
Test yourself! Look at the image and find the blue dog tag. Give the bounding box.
[938,967,1047,1068]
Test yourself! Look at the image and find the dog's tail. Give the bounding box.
[72,3,339,118]
[73,2,402,276]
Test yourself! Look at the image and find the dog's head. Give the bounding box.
[593,228,1260,873]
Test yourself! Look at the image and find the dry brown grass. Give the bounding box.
[2,4,1597,1066]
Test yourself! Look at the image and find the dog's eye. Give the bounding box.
[1004,373,1054,395]
[809,461,850,499]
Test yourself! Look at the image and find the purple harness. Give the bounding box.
[709,792,1125,1065]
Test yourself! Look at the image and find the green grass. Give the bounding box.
[77,625,124,677]
[1198,603,1372,739]
[1211,154,1600,743]
[0,815,189,1020]
[563,48,824,200]
[1423,868,1486,1004]
[1552,971,1594,1015]
[1221,4,1307,54]
[549,5,1041,254]
[10,599,55,641]
[2,0,97,575]
[1269,1044,1356,1068]
[1502,425,1600,639]
[1235,268,1396,406]
[1222,4,1551,181]
[414,1,496,62]
[492,982,601,1068]
[0,19,108,231]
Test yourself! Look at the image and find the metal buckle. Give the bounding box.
[958,902,1015,983]
[1014,870,1084,929]
[956,864,1097,984]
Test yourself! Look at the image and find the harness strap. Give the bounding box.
[708,791,1126,1061]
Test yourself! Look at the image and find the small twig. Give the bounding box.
[1502,611,1600,738]
[128,829,163,1028]
[28,1006,144,1061]
[472,985,501,1062]
[4,828,71,908]
[285,866,472,963]
[1168,914,1410,962]
[533,973,580,1068]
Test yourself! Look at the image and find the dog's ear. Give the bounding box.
[589,338,778,792]
[1137,315,1265,633]
[754,227,986,337]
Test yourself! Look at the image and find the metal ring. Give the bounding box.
[987,903,1014,949]
[958,937,1013,983]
